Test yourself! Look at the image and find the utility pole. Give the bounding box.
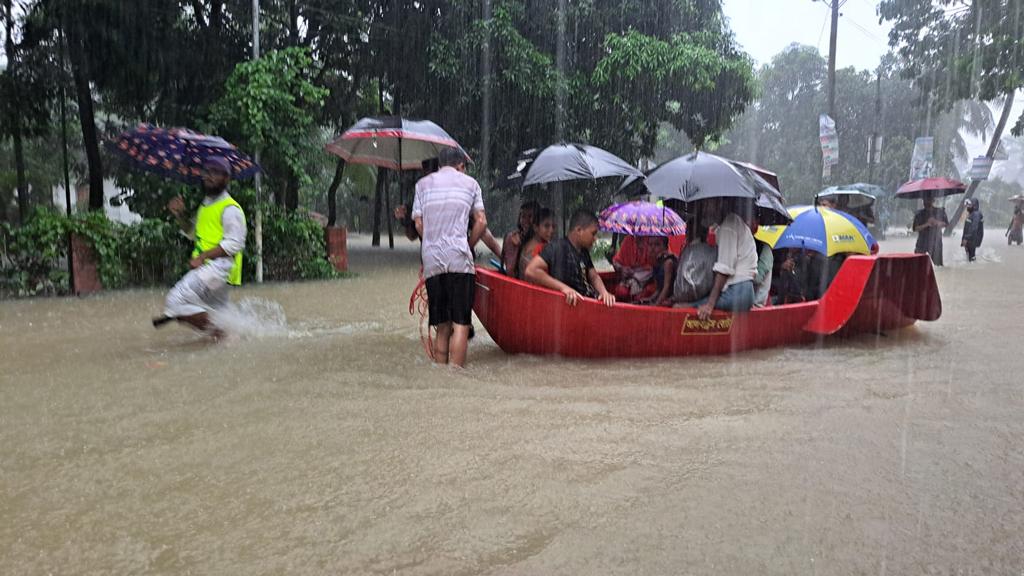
[827,0,839,119]
[252,0,263,283]
[480,0,492,184]
[868,68,881,183]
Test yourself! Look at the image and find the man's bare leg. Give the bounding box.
[433,322,452,364]
[449,324,471,367]
[176,312,225,339]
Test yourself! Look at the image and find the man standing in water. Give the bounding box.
[912,196,949,266]
[961,197,984,262]
[153,157,246,337]
[412,147,487,367]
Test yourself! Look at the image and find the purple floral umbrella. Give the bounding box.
[599,201,687,237]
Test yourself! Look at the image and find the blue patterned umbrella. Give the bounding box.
[107,123,261,185]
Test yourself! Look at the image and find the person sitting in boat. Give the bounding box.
[515,207,555,279]
[636,235,677,307]
[688,198,758,320]
[611,235,657,301]
[525,209,616,307]
[500,200,540,274]
[753,237,774,308]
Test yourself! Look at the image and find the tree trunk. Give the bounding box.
[3,0,28,222]
[326,158,345,227]
[67,30,104,212]
[371,166,384,247]
[945,91,1016,236]
[285,172,299,212]
[13,125,27,221]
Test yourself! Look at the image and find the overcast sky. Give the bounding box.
[723,0,893,72]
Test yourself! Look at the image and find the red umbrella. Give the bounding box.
[896,177,967,199]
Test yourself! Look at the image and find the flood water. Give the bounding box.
[2,235,1023,575]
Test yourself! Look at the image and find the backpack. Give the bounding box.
[673,241,716,303]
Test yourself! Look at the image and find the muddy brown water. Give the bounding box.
[2,235,1023,575]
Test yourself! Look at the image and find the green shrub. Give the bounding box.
[1,206,344,298]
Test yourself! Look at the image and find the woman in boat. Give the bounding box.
[515,208,555,279]
[500,200,540,274]
[689,198,758,320]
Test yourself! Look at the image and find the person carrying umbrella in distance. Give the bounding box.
[152,157,246,337]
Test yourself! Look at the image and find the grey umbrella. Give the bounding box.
[500,143,644,188]
[640,152,791,224]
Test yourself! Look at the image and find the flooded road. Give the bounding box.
[2,235,1023,575]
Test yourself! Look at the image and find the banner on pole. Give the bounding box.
[819,114,838,179]
[909,137,934,180]
[867,135,883,164]
[968,156,993,181]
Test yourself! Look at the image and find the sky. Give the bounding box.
[722,0,893,72]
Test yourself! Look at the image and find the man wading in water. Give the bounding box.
[152,156,246,338]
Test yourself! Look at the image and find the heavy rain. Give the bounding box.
[2,1,1023,574]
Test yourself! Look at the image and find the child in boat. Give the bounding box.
[612,235,658,301]
[525,210,615,307]
[515,208,555,279]
[637,235,677,306]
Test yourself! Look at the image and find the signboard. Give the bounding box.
[867,135,883,164]
[909,137,934,180]
[819,114,838,179]
[969,156,993,181]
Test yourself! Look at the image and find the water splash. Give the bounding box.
[209,297,289,338]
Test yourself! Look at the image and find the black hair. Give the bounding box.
[438,146,468,168]
[568,209,598,231]
[514,207,553,278]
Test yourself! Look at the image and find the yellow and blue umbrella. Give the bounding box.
[755,205,877,256]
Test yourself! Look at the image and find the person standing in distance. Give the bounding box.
[412,147,487,367]
[154,156,246,337]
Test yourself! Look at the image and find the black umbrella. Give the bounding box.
[637,152,791,225]
[498,143,643,188]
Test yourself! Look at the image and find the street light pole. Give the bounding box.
[252,0,263,283]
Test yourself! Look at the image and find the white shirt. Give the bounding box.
[713,213,758,287]
[412,166,485,279]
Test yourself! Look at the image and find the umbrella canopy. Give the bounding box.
[1008,195,1024,202]
[325,116,465,170]
[642,151,780,202]
[498,143,643,188]
[755,205,877,257]
[637,153,791,225]
[598,201,686,237]
[896,177,967,200]
[107,123,260,185]
[816,185,878,225]
[731,160,780,191]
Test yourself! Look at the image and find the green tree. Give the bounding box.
[210,46,329,212]
[879,0,1024,233]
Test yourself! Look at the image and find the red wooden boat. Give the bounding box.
[472,253,941,358]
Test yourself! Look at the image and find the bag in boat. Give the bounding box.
[673,241,716,303]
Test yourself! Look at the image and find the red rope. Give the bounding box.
[408,276,434,360]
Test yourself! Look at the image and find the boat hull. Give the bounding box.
[472,254,941,358]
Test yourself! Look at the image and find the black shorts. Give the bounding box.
[425,272,476,326]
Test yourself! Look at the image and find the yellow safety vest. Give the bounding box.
[192,195,245,286]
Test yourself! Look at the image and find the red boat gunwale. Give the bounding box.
[472,253,941,358]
